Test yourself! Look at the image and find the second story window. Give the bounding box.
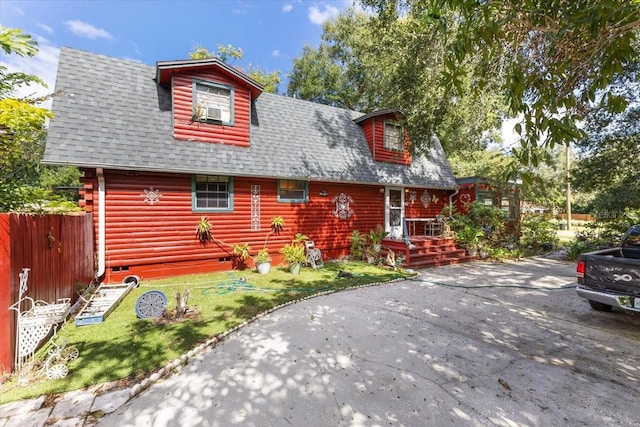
[383,122,404,151]
[193,80,234,125]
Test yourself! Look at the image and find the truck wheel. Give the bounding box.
[588,300,613,312]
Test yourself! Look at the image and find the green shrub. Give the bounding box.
[449,202,508,249]
[349,230,367,259]
[566,240,598,260]
[520,214,558,250]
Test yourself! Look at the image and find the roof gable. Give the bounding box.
[156,57,264,99]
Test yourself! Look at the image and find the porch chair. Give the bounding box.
[305,240,324,269]
[429,215,445,236]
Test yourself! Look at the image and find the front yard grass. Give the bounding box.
[1,261,411,404]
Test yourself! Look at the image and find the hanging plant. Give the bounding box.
[195,216,212,243]
[271,216,284,234]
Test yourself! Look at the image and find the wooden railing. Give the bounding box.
[404,217,443,237]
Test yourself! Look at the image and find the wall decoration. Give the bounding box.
[409,191,417,205]
[431,194,440,204]
[420,190,431,208]
[331,193,355,220]
[142,187,162,205]
[251,185,260,231]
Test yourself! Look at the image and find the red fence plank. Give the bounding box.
[0,213,94,373]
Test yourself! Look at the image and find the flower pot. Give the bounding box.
[467,248,478,257]
[257,261,271,274]
[289,263,302,275]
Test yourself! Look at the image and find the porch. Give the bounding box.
[381,236,476,269]
[381,217,476,269]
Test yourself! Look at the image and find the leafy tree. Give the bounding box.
[571,53,639,222]
[0,26,38,56]
[189,44,281,93]
[0,27,80,212]
[287,44,350,107]
[287,8,507,155]
[363,0,640,165]
[0,99,51,210]
[573,108,640,216]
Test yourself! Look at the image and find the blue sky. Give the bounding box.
[0,0,353,97]
[1,0,520,143]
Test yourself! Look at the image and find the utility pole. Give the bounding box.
[566,144,572,231]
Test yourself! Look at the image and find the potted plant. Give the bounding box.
[369,224,389,253]
[254,248,272,274]
[280,232,308,274]
[252,217,285,275]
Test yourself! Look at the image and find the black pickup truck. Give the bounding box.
[576,224,640,313]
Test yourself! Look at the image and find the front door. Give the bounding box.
[385,188,404,239]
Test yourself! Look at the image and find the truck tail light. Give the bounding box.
[576,260,585,278]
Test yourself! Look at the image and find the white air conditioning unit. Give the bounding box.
[206,107,222,121]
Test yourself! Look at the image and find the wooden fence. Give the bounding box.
[557,213,595,222]
[0,213,95,373]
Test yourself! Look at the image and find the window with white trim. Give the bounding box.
[278,180,308,203]
[383,122,404,151]
[193,175,233,211]
[193,81,234,125]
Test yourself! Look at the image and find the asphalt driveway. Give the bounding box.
[100,257,640,426]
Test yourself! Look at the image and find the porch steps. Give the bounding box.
[381,237,477,269]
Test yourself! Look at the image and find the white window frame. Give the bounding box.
[193,80,234,126]
[383,121,404,151]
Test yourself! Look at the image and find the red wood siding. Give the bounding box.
[454,183,476,215]
[371,116,411,165]
[403,188,450,218]
[360,120,375,156]
[358,113,412,165]
[89,170,393,281]
[172,70,251,146]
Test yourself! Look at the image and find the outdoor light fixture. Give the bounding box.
[319,190,329,197]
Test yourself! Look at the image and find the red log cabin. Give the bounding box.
[44,47,469,281]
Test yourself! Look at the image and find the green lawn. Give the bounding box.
[1,261,411,403]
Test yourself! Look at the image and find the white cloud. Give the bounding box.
[283,4,293,12]
[65,20,112,40]
[1,35,60,108]
[232,1,249,15]
[308,4,340,25]
[271,50,281,57]
[37,23,54,34]
[12,6,25,16]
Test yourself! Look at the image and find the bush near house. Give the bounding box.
[520,213,559,251]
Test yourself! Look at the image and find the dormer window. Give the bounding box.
[384,121,404,151]
[193,80,234,125]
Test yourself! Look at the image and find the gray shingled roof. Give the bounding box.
[44,47,457,189]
